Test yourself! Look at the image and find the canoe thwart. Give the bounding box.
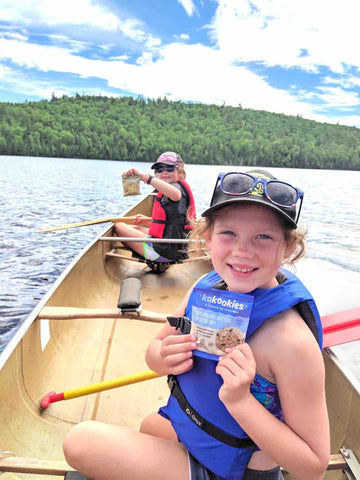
[38,306,167,323]
[117,277,142,312]
[0,452,352,475]
[338,447,360,476]
[0,456,74,475]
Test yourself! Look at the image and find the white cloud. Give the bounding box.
[0,0,161,47]
[0,30,28,41]
[1,0,120,29]
[210,0,360,75]
[315,87,359,108]
[0,33,356,126]
[177,0,197,16]
[176,33,190,41]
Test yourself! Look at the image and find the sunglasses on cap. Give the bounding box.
[212,172,304,224]
[154,165,178,173]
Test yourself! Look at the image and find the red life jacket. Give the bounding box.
[148,180,196,238]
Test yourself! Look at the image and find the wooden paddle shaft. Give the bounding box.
[101,236,200,243]
[38,215,150,233]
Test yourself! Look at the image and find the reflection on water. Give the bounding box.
[1,156,359,359]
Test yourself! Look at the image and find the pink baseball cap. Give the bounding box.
[151,151,182,169]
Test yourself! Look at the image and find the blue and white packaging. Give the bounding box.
[190,287,254,360]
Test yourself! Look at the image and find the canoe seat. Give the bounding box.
[65,472,92,480]
[118,278,142,312]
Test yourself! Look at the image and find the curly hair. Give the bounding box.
[175,154,186,180]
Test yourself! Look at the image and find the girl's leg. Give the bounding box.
[114,222,147,257]
[140,412,178,440]
[63,421,189,480]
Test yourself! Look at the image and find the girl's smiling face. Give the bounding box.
[205,203,293,293]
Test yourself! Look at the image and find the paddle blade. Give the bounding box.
[322,307,360,348]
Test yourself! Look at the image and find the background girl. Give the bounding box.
[115,151,195,270]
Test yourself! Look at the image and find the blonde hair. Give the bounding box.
[175,153,186,180]
[190,210,307,269]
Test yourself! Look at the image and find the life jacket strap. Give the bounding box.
[167,375,256,449]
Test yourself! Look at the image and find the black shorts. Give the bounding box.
[188,451,284,480]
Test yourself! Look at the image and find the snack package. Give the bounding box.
[122,173,141,196]
[190,287,254,360]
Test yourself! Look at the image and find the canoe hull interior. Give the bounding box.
[1,194,359,479]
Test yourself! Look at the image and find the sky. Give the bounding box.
[1,0,360,128]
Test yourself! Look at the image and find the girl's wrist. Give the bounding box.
[220,390,254,416]
[146,174,154,185]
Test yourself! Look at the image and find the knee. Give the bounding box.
[139,412,176,440]
[114,222,124,235]
[63,421,97,468]
[139,414,152,434]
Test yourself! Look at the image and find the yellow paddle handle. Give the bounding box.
[64,370,161,400]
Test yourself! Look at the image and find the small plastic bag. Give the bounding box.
[122,173,141,196]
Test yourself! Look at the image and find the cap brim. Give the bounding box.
[201,196,297,229]
[151,160,177,169]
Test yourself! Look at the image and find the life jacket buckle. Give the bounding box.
[167,316,192,334]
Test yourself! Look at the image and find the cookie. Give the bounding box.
[216,326,245,352]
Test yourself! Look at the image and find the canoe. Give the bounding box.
[0,192,359,479]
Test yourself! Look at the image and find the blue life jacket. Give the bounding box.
[159,269,322,480]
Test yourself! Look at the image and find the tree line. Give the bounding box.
[0,94,359,170]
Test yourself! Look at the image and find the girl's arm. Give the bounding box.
[148,175,182,201]
[216,312,330,480]
[145,286,196,375]
[124,168,181,201]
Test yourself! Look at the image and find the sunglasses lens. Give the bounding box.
[222,173,254,195]
[155,165,176,173]
[267,182,298,206]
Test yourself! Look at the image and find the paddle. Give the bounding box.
[41,369,161,409]
[38,215,151,233]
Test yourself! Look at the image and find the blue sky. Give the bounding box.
[1,0,360,127]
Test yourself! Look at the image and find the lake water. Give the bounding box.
[1,156,359,378]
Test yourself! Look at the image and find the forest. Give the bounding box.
[1,94,359,170]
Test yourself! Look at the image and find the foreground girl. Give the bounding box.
[63,169,330,480]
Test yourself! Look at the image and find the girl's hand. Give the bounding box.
[216,343,256,407]
[132,214,151,226]
[160,334,197,375]
[123,168,147,182]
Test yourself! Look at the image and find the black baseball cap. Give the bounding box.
[201,169,302,229]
